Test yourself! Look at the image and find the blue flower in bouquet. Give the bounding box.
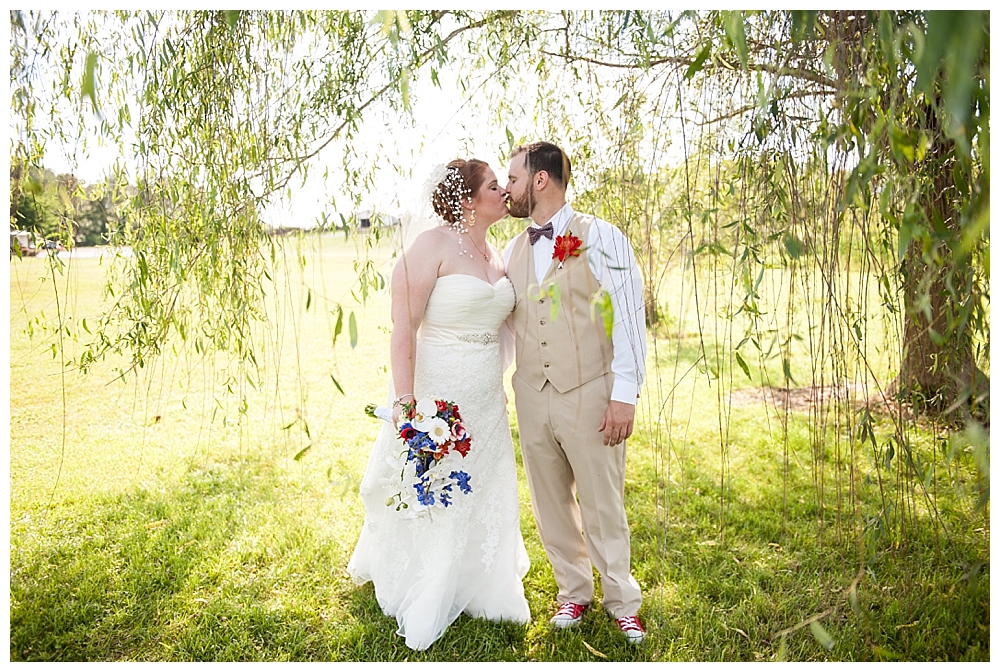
[412,456,429,478]
[414,480,436,507]
[408,433,437,454]
[450,470,472,494]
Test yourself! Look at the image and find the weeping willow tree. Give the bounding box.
[513,11,990,612]
[10,9,989,651]
[10,10,517,377]
[521,10,989,418]
[11,9,987,402]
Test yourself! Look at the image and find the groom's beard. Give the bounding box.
[507,188,532,219]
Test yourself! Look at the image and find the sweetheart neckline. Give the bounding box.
[436,273,510,288]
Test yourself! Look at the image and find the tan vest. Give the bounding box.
[508,212,614,394]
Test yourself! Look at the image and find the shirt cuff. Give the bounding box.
[611,379,641,405]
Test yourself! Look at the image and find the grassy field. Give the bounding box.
[8,233,989,661]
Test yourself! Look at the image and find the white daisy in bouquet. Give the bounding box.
[366,396,473,513]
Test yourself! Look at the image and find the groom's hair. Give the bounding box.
[512,142,571,190]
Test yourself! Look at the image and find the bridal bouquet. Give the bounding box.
[366,397,473,513]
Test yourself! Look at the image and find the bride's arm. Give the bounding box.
[390,233,441,424]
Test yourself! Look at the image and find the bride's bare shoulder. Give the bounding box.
[409,226,453,252]
[397,227,453,272]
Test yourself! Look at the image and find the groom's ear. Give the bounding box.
[535,170,550,191]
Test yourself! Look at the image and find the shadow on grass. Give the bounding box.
[11,454,619,662]
[337,582,533,661]
[10,418,988,661]
[621,414,991,662]
[337,551,650,661]
[9,456,358,661]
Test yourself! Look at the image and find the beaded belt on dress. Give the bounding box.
[457,332,499,345]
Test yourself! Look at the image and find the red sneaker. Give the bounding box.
[550,602,588,628]
[616,615,646,644]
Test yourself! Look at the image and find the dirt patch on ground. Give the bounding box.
[729,383,886,414]
[729,384,988,430]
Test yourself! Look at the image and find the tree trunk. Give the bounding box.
[897,251,988,422]
[10,161,23,224]
[894,105,989,423]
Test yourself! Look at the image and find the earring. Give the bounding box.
[469,209,476,228]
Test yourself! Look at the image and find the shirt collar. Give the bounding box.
[546,203,574,237]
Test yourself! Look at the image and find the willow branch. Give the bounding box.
[263,11,515,197]
[539,48,838,89]
[698,89,837,126]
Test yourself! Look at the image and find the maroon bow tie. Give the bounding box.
[528,222,554,245]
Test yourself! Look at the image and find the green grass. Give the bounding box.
[8,233,989,661]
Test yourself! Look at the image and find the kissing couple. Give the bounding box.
[348,141,648,651]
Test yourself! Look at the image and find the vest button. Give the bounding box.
[543,363,550,368]
[541,342,547,347]
[539,320,546,326]
[539,299,545,304]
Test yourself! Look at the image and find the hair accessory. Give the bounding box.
[430,164,481,259]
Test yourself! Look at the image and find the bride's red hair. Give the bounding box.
[432,158,490,224]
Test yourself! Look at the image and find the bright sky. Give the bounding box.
[27,5,703,229]
[258,63,518,229]
[27,9,531,231]
[41,57,518,232]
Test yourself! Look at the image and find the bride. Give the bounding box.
[347,159,531,650]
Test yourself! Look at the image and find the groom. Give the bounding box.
[501,141,647,644]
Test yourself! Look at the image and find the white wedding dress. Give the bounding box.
[348,274,531,651]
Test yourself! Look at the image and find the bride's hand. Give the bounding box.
[392,393,414,429]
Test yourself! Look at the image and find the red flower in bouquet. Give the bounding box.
[452,436,472,457]
[552,231,583,267]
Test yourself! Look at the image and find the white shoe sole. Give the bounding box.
[550,617,583,628]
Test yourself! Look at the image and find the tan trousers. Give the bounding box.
[513,373,642,617]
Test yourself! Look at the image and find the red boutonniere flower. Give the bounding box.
[552,231,583,268]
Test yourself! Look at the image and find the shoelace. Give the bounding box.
[555,603,584,617]
[617,616,643,631]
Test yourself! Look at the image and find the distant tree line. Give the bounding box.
[9,162,124,247]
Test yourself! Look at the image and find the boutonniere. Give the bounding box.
[552,231,583,269]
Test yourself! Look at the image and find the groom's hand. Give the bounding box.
[598,400,635,446]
